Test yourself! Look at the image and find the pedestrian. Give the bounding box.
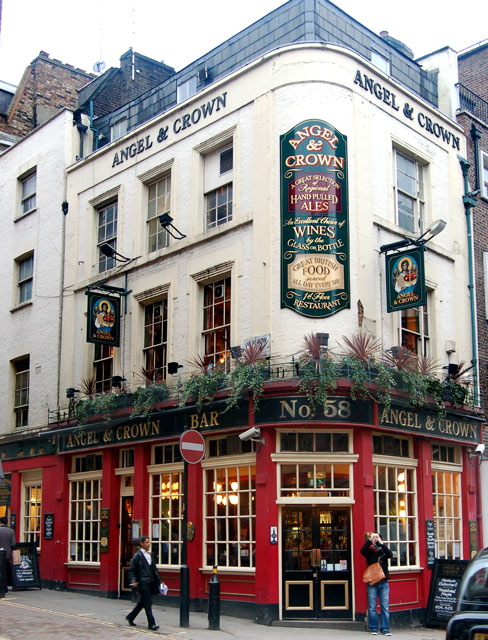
[126,535,162,630]
[360,532,393,636]
[0,516,15,597]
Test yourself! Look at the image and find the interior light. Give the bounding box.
[230,481,239,492]
[229,494,239,505]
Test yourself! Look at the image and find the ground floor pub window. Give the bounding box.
[149,470,182,565]
[68,475,101,563]
[204,464,255,568]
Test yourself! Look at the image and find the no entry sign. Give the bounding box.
[179,430,205,464]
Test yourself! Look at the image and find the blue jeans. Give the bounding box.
[367,579,390,633]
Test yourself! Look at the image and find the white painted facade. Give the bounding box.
[61,44,471,396]
[0,110,79,435]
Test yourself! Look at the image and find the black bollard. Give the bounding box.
[208,565,220,630]
[0,549,6,597]
[180,564,190,628]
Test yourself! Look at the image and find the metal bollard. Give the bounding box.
[208,565,220,630]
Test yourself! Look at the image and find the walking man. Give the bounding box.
[126,536,162,630]
[360,532,393,636]
[0,516,15,597]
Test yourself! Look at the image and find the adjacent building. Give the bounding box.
[0,0,484,627]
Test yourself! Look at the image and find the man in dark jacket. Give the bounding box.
[126,536,162,630]
[0,516,15,597]
[360,532,393,636]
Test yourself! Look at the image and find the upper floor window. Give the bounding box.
[17,253,34,304]
[20,171,36,215]
[147,175,171,253]
[394,150,425,234]
[143,299,168,382]
[94,344,113,394]
[401,299,430,357]
[97,202,118,272]
[14,356,30,428]
[481,150,488,200]
[205,144,233,230]
[111,117,128,141]
[203,277,231,370]
[177,76,197,103]
[371,50,389,74]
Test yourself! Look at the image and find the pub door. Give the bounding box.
[282,507,352,619]
[120,496,134,594]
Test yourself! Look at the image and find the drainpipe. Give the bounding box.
[89,100,99,151]
[458,156,479,405]
[471,125,482,191]
[57,199,69,409]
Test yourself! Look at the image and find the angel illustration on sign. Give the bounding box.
[393,256,418,293]
[93,298,115,332]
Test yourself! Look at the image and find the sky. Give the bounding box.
[0,0,487,87]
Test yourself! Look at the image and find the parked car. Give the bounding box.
[446,548,488,640]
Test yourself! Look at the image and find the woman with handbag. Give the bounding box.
[360,532,393,636]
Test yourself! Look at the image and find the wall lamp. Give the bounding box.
[380,219,446,253]
[111,375,126,388]
[168,361,183,375]
[66,388,79,399]
[469,443,486,466]
[159,213,186,239]
[100,243,132,263]
[317,332,329,347]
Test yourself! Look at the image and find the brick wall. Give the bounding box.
[0,51,93,139]
[458,44,488,104]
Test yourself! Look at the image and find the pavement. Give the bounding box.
[0,589,447,640]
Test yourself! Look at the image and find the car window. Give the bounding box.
[465,568,488,602]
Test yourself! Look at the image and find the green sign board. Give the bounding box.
[385,246,426,313]
[280,119,349,318]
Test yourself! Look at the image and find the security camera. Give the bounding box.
[239,426,261,442]
[475,443,486,455]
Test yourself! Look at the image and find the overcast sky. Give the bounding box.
[1,0,486,86]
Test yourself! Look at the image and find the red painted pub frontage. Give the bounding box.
[0,384,483,625]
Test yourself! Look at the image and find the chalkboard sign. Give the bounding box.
[43,513,54,540]
[426,520,435,568]
[11,542,41,590]
[426,559,468,627]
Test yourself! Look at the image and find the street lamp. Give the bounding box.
[380,219,446,253]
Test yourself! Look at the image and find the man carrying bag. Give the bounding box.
[126,536,163,630]
[360,532,393,636]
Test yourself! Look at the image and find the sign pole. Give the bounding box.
[180,457,189,627]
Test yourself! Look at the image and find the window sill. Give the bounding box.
[14,208,37,222]
[64,562,101,568]
[11,300,33,313]
[199,566,255,574]
[389,566,423,573]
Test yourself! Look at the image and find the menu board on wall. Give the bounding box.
[426,520,435,568]
[425,559,468,627]
[280,119,349,318]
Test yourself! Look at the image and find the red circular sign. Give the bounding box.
[179,430,205,464]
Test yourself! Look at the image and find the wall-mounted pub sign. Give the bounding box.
[86,292,120,346]
[385,247,426,313]
[280,119,349,318]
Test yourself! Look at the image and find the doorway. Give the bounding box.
[120,496,134,593]
[282,507,352,619]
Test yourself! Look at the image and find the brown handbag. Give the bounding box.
[362,561,385,585]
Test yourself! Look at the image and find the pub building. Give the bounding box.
[0,0,484,628]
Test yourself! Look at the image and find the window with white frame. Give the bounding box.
[17,253,34,304]
[394,150,425,234]
[143,299,168,382]
[111,117,128,141]
[202,276,231,370]
[22,483,41,545]
[204,462,256,568]
[204,144,233,230]
[431,443,462,559]
[97,201,118,272]
[481,150,488,200]
[20,171,36,215]
[150,470,182,565]
[373,435,418,568]
[14,356,29,428]
[371,50,389,74]
[147,175,171,253]
[400,297,430,356]
[94,344,113,393]
[69,469,101,563]
[177,76,197,103]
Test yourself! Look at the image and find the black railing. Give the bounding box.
[457,83,488,124]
